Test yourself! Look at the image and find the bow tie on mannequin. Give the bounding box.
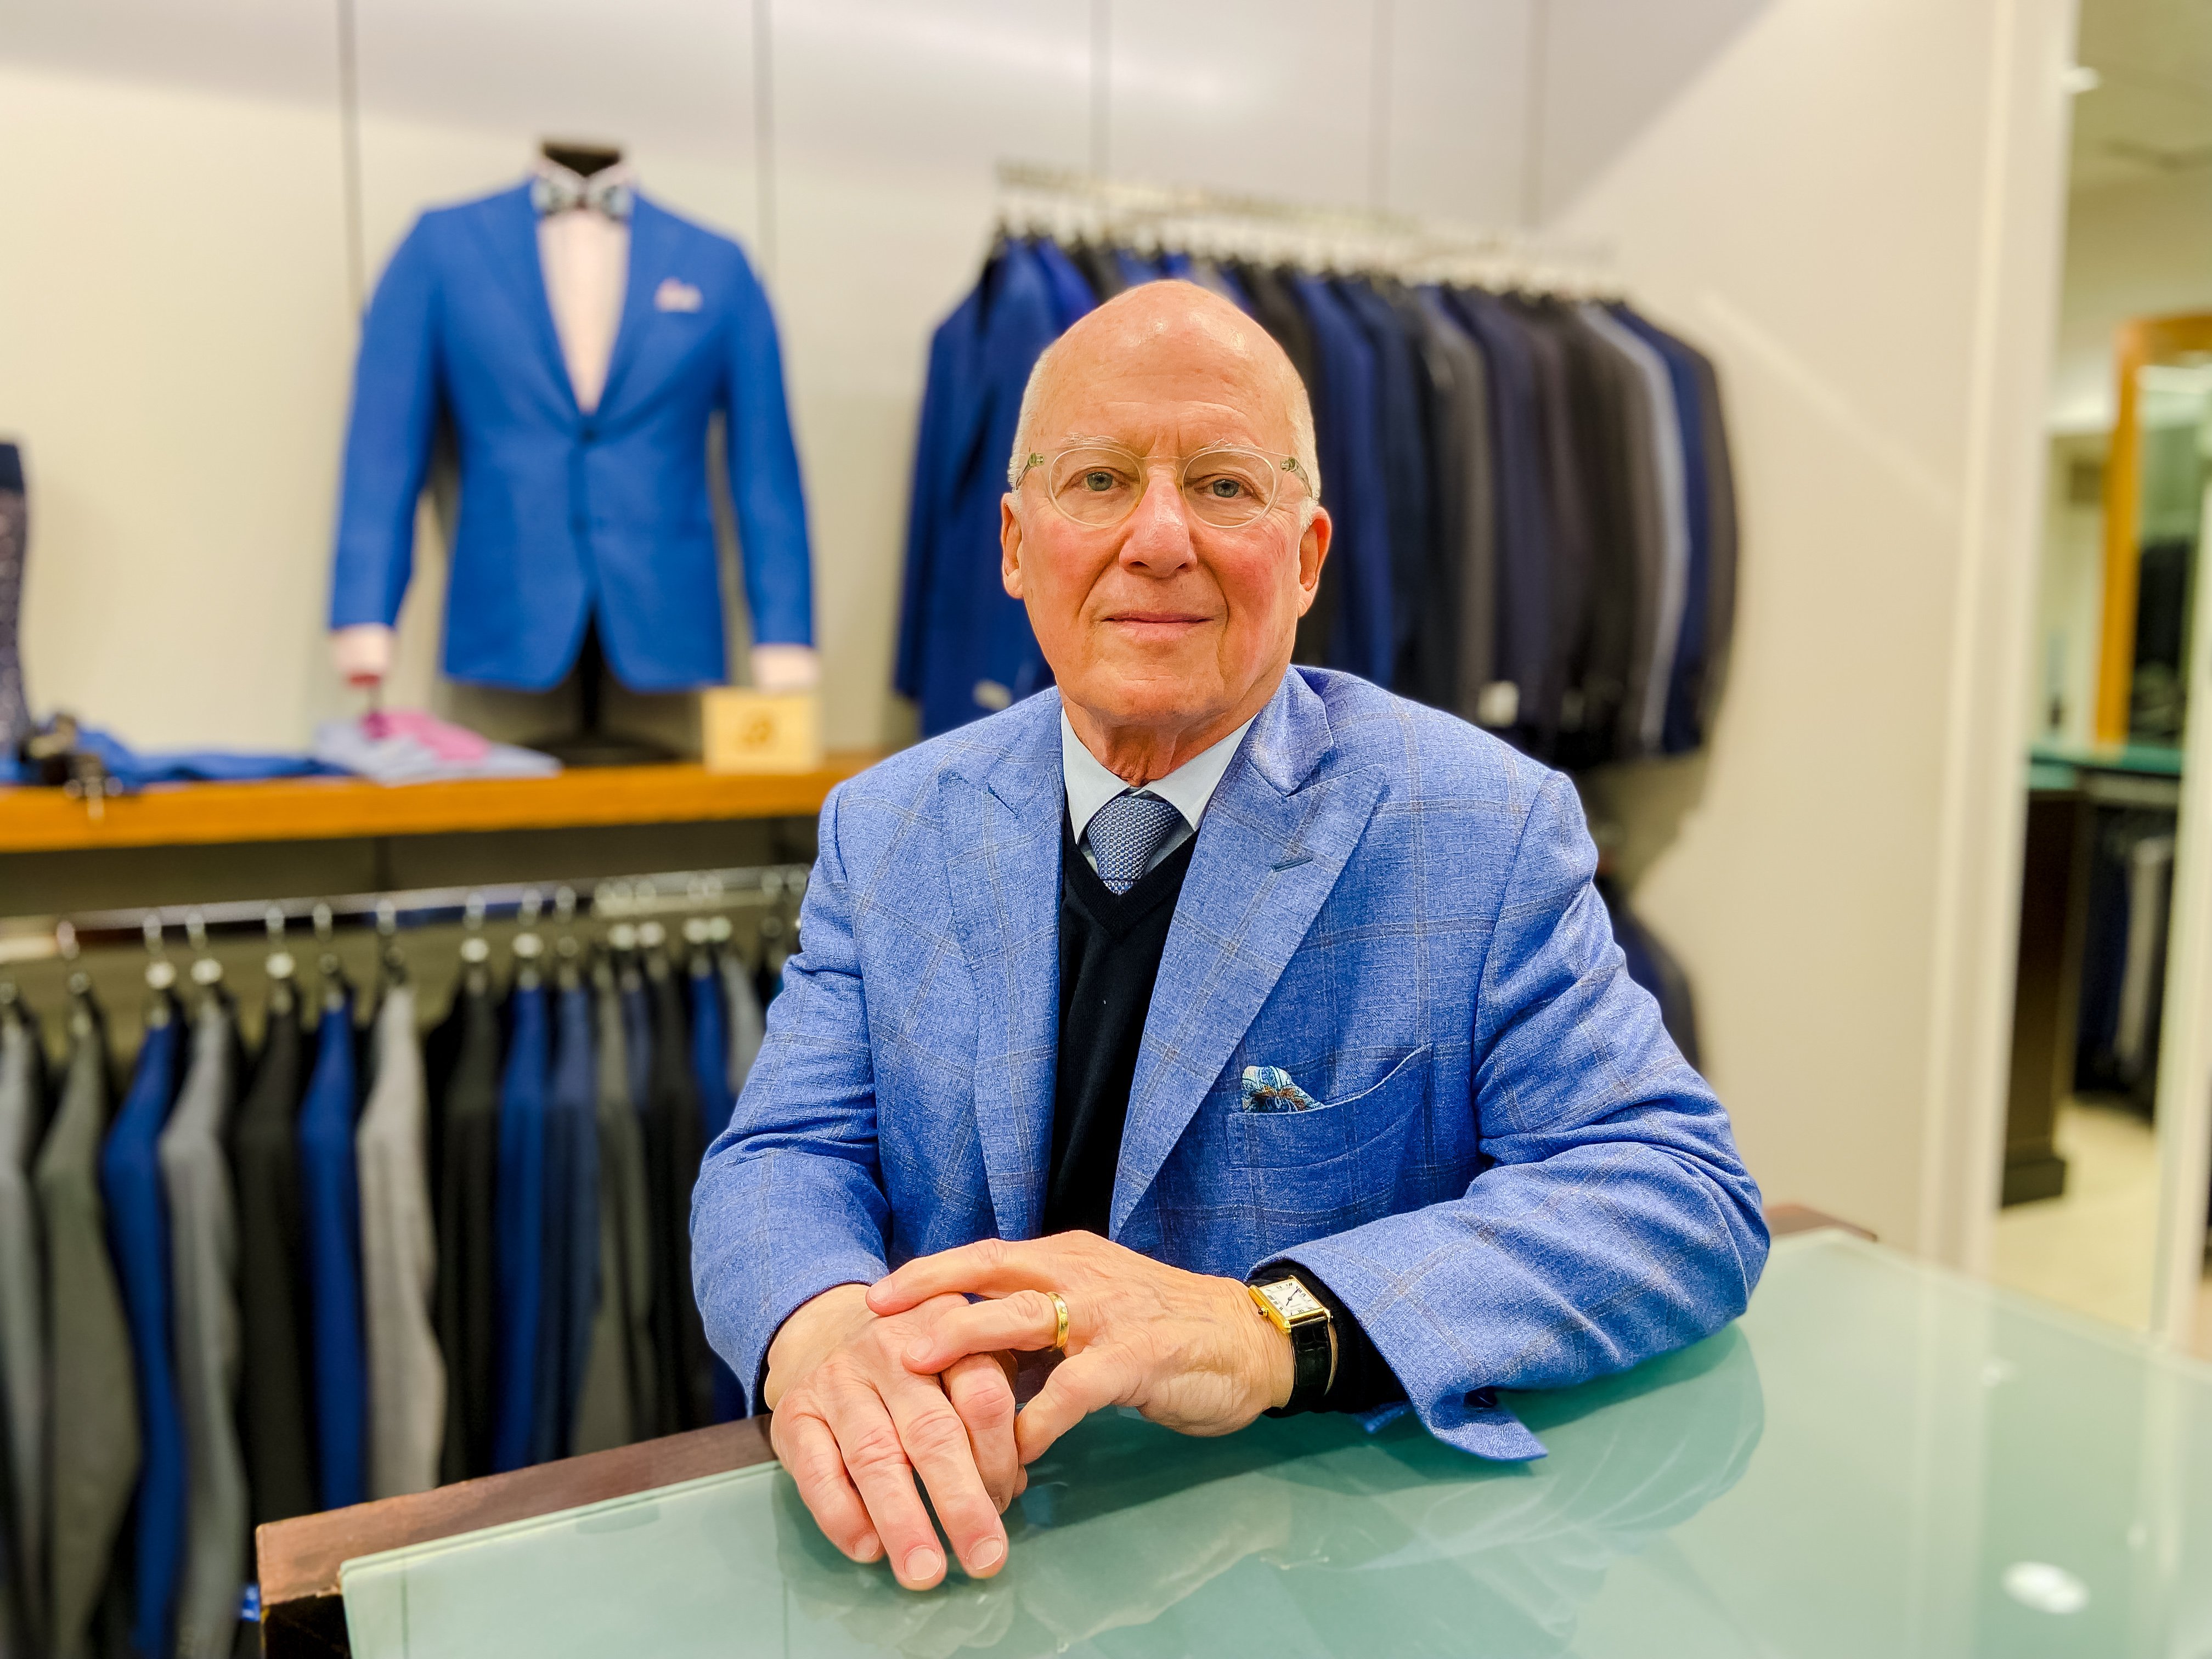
[531,167,634,221]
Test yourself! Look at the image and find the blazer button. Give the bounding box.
[579,425,599,444]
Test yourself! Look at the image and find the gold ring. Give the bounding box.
[1046,1290,1070,1352]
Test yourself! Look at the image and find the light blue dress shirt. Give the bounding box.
[1059,713,1256,877]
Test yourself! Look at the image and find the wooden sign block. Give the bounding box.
[701,689,823,774]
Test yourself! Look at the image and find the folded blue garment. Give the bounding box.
[0,725,335,791]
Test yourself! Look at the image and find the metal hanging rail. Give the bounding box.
[0,863,811,968]
[992,160,1617,289]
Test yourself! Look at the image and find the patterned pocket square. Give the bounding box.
[1240,1065,1321,1113]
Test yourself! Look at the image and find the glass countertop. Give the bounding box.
[341,1233,2212,1657]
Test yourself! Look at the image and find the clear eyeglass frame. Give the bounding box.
[1011,443,1316,530]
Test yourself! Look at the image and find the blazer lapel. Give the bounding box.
[594,195,682,418]
[1111,673,1386,1234]
[939,694,1065,1240]
[464,183,578,417]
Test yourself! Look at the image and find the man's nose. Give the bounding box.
[1117,471,1195,575]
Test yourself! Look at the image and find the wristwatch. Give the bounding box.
[1246,1272,1337,1412]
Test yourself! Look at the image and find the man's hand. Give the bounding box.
[866,1234,1294,1464]
[764,1283,1024,1590]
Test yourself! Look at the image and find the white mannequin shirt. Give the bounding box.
[534,160,633,415]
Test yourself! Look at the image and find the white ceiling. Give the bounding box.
[2072,0,2212,191]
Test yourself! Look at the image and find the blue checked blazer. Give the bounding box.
[692,668,1767,1460]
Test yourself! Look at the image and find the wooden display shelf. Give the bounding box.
[0,753,882,854]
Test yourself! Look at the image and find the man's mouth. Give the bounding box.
[1103,612,1211,636]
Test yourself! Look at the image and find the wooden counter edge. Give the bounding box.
[0,753,884,854]
[256,1416,775,1649]
[1764,1202,1875,1242]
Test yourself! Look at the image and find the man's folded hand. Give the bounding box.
[763,1283,1022,1591]
[867,1232,1293,1462]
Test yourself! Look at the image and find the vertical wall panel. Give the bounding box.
[1559,0,2074,1253]
[1106,0,1377,207]
[1383,0,1534,227]
[0,4,350,752]
[772,0,1091,749]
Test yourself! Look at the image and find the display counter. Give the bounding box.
[256,1228,2212,1657]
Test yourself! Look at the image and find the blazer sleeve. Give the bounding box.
[720,250,815,650]
[691,784,889,1409]
[330,219,442,631]
[1271,770,1768,1458]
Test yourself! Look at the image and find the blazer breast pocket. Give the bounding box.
[1232,1045,1431,1234]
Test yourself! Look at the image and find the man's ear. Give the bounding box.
[1293,506,1332,616]
[1000,495,1025,600]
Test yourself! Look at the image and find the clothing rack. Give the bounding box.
[993,160,1617,293]
[0,860,803,1658]
[0,864,812,969]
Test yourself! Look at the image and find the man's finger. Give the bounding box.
[771,1405,881,1562]
[819,1378,949,1590]
[880,1370,1010,1580]
[1013,1350,1133,1464]
[901,1290,1066,1374]
[866,1238,1056,1314]
[941,1352,1022,1513]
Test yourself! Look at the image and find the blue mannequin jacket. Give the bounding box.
[330,182,813,692]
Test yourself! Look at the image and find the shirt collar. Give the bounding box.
[1060,712,1256,845]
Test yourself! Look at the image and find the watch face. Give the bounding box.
[1262,1279,1325,1322]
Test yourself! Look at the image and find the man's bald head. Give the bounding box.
[1007,280,1319,507]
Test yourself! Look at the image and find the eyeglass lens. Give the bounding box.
[1043,445,1287,528]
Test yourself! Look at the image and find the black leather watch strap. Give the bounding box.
[1248,1271,1336,1415]
[1283,1305,1333,1412]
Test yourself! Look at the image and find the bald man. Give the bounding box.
[691,281,1766,1590]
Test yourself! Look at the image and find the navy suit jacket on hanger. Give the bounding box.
[330,183,813,693]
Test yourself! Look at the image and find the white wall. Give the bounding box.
[1560,0,2077,1254]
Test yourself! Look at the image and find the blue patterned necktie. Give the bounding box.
[1087,791,1185,895]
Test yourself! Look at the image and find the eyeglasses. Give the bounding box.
[1010,443,1315,530]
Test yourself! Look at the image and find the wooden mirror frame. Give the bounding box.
[2095,311,2212,745]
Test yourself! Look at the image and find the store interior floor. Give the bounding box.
[1990,1099,2212,1361]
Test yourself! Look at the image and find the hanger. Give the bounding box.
[374,898,408,991]
[185,911,225,1012]
[313,901,351,1014]
[552,887,584,992]
[140,916,177,1029]
[64,936,101,1051]
[459,891,492,996]
[259,906,297,1019]
[511,889,545,991]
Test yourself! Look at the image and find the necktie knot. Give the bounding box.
[1087,791,1184,895]
[532,170,634,222]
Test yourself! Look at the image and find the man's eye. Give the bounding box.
[1201,477,1248,499]
[1081,471,1118,492]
